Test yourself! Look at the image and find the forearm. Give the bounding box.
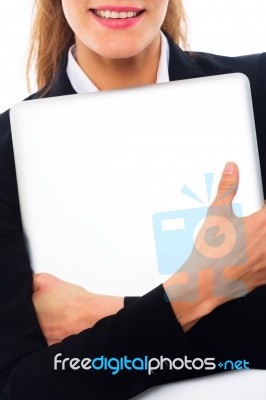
[2,285,194,400]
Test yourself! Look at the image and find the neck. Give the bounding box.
[75,34,161,90]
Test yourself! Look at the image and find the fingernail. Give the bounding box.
[224,162,234,175]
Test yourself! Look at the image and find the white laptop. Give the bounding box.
[10,73,265,399]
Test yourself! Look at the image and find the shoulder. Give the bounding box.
[188,50,266,89]
[167,35,266,93]
[183,47,266,91]
[176,47,266,120]
[188,50,264,71]
[0,87,44,153]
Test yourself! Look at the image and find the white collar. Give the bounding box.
[66,30,170,94]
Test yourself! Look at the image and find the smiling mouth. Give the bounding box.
[91,9,145,19]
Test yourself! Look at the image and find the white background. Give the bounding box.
[0,0,265,113]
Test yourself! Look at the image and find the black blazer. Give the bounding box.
[0,36,265,399]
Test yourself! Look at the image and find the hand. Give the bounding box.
[32,273,124,346]
[163,162,266,332]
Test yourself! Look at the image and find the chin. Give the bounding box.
[91,37,145,60]
[100,50,141,60]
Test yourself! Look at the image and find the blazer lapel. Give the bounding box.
[40,52,77,99]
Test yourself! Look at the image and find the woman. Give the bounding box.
[0,0,265,399]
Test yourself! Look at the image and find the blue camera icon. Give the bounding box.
[152,203,243,275]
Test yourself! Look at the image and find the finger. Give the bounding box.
[211,162,239,210]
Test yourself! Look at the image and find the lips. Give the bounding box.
[89,5,145,29]
[90,5,145,19]
[91,5,144,12]
[92,9,143,18]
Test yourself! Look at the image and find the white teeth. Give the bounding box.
[111,11,119,18]
[94,10,139,19]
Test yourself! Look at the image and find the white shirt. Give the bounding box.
[66,31,170,94]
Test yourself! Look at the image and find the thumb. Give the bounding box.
[211,162,239,210]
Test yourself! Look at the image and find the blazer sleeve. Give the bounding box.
[261,53,266,121]
[0,111,196,399]
[124,296,140,306]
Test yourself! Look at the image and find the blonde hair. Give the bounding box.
[26,0,188,93]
